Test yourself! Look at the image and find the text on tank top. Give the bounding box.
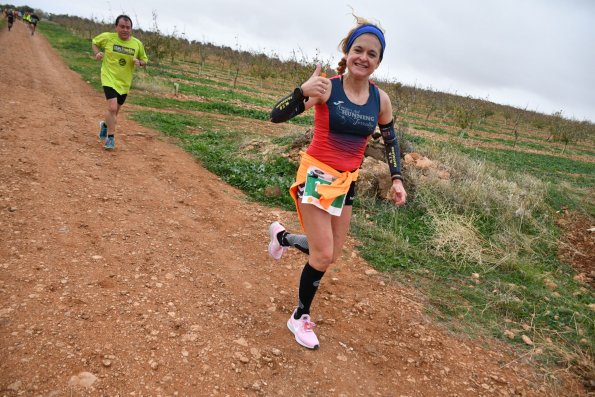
[307,76,380,171]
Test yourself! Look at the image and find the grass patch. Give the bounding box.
[148,65,231,87]
[412,124,448,134]
[151,62,260,93]
[474,125,501,134]
[177,82,274,107]
[460,146,595,189]
[130,95,313,125]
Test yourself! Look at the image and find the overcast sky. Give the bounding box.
[10,0,595,122]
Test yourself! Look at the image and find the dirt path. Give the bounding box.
[0,21,587,396]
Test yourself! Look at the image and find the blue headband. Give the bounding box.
[346,24,386,60]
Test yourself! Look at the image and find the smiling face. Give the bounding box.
[115,18,132,41]
[345,33,382,78]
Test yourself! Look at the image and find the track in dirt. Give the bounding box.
[0,20,587,396]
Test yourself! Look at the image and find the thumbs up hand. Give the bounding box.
[300,64,331,99]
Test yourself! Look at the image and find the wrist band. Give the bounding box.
[294,87,309,102]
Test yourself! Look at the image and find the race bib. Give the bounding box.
[302,166,346,216]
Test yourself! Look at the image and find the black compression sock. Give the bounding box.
[294,262,325,319]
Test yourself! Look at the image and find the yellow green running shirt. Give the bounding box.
[92,32,148,95]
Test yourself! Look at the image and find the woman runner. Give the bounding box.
[268,15,407,350]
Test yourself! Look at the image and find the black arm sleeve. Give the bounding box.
[270,88,308,123]
[379,120,403,180]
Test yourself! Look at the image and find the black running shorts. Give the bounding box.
[103,86,128,105]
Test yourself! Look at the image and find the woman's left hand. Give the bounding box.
[390,179,407,206]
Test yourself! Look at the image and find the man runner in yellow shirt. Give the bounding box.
[92,15,148,150]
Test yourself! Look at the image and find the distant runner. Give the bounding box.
[29,13,39,35]
[6,10,14,31]
[267,14,407,350]
[92,14,148,150]
[22,12,31,33]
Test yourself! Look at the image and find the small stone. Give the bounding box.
[68,372,97,387]
[574,273,588,283]
[365,344,377,355]
[504,330,515,339]
[7,381,21,391]
[91,255,103,260]
[252,381,262,391]
[418,157,435,169]
[264,185,282,198]
[336,355,348,362]
[239,355,250,364]
[271,348,282,357]
[521,335,533,346]
[543,279,557,290]
[365,269,378,276]
[102,359,112,367]
[234,338,248,347]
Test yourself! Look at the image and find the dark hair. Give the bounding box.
[115,15,132,28]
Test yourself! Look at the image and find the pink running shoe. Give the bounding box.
[268,221,287,260]
[287,311,320,350]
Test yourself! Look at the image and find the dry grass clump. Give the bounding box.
[427,210,486,265]
[132,74,172,95]
[409,147,551,267]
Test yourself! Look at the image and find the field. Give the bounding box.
[33,16,595,389]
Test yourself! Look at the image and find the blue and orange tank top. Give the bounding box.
[306,75,380,172]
